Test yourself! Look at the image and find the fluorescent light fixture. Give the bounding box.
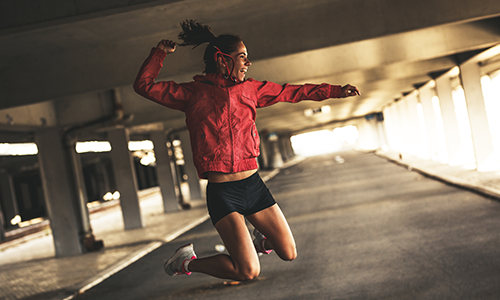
[0,143,38,156]
[128,140,154,151]
[75,141,112,153]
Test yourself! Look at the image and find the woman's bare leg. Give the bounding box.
[247,204,297,261]
[188,212,260,281]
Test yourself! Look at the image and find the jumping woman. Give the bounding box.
[133,20,360,281]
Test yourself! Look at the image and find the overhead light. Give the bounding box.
[0,143,38,156]
[128,140,154,151]
[303,105,331,117]
[75,141,111,153]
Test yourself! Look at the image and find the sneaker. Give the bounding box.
[253,229,272,255]
[164,243,197,276]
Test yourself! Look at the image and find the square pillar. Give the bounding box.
[178,130,202,200]
[108,127,143,229]
[36,128,83,256]
[358,118,380,151]
[382,105,398,151]
[0,170,19,229]
[282,133,295,160]
[404,92,424,156]
[394,101,409,153]
[268,133,283,168]
[258,133,271,170]
[436,72,462,164]
[0,204,4,241]
[151,131,179,212]
[418,83,441,160]
[460,61,496,171]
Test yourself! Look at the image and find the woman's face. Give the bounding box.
[228,42,251,81]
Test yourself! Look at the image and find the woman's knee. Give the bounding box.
[277,245,297,261]
[235,263,260,281]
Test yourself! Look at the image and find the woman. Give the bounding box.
[133,20,360,281]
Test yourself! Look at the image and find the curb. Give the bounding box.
[376,151,500,201]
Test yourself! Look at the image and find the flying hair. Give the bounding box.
[178,20,216,49]
[177,19,243,74]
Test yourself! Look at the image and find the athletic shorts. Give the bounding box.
[206,172,277,226]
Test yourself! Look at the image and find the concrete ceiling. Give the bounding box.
[1,0,500,138]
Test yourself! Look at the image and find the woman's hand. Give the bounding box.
[157,39,177,54]
[340,84,360,97]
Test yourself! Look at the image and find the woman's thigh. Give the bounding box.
[246,204,297,261]
[214,212,260,277]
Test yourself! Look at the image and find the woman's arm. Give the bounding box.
[133,40,193,111]
[251,80,359,108]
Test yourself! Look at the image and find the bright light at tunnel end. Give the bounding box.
[291,126,359,157]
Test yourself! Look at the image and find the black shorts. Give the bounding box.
[206,172,277,226]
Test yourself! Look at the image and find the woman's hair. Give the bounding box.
[178,19,242,73]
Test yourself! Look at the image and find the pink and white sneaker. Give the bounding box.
[164,243,197,276]
[253,229,272,255]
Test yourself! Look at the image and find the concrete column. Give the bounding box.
[35,128,83,256]
[0,170,19,228]
[68,142,91,231]
[151,131,179,212]
[358,118,380,150]
[436,72,462,164]
[460,61,496,171]
[108,127,143,230]
[258,133,270,170]
[283,134,295,160]
[394,101,410,154]
[268,133,283,168]
[390,105,403,152]
[375,118,388,150]
[405,92,424,156]
[278,137,289,162]
[419,84,440,160]
[382,106,397,151]
[0,203,4,241]
[95,158,112,196]
[178,130,202,200]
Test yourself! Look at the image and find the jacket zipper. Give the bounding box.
[226,87,234,172]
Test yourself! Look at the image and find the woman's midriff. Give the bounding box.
[206,169,258,183]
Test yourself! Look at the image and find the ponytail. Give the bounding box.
[178,19,215,49]
[178,19,242,74]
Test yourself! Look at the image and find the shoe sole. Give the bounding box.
[164,243,194,276]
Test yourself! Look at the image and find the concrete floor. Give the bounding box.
[72,151,500,300]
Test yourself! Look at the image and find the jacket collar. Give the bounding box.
[193,73,241,88]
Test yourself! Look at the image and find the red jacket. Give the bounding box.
[134,48,342,178]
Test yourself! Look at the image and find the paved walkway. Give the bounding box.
[376,150,500,200]
[1,151,500,300]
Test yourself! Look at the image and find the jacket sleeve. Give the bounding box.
[250,79,342,108]
[133,48,194,112]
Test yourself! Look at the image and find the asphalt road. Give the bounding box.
[73,151,500,300]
